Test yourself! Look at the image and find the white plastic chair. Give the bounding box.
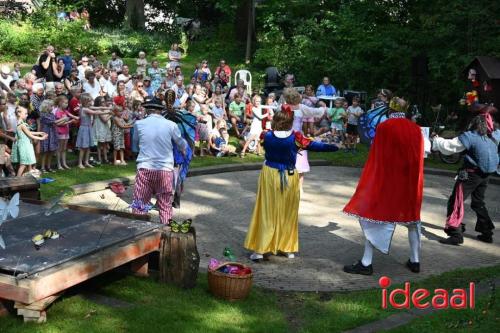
[234,70,252,94]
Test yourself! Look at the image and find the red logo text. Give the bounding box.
[379,276,474,309]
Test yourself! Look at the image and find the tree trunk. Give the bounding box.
[245,0,254,64]
[125,0,145,30]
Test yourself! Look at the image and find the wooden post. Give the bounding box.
[159,227,200,289]
[0,298,9,317]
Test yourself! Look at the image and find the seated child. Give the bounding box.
[209,120,236,157]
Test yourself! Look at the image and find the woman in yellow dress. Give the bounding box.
[244,105,339,261]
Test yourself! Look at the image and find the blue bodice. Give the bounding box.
[263,131,299,171]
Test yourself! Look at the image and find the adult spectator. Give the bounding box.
[172,76,186,100]
[103,71,118,97]
[0,65,13,92]
[107,52,123,73]
[64,68,81,92]
[118,65,134,93]
[316,76,336,97]
[131,101,187,224]
[54,82,66,97]
[53,58,65,81]
[193,60,211,82]
[130,80,148,103]
[227,79,246,103]
[83,71,101,99]
[77,56,92,81]
[143,77,154,97]
[38,45,58,90]
[174,66,182,78]
[215,60,231,84]
[164,67,176,89]
[168,44,182,69]
[89,55,102,69]
[148,60,164,93]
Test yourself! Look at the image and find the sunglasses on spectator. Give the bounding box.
[137,85,144,87]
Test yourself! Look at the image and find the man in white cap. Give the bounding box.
[0,65,13,92]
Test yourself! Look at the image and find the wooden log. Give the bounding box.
[159,227,200,289]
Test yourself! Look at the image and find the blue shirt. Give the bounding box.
[316,84,336,97]
[60,55,73,72]
[458,129,500,174]
[133,114,187,171]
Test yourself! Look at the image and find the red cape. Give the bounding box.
[343,118,424,223]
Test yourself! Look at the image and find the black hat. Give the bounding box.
[142,100,165,111]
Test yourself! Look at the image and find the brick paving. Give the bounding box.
[69,166,500,292]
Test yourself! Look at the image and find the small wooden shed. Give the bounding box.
[463,56,500,109]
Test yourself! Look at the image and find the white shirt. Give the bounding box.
[77,65,92,81]
[104,80,117,97]
[133,114,187,171]
[0,75,13,90]
[118,74,134,93]
[83,81,101,100]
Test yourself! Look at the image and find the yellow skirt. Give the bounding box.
[244,165,300,254]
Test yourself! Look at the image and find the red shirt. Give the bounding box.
[68,97,80,127]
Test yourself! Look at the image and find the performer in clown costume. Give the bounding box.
[343,98,425,275]
[244,105,339,261]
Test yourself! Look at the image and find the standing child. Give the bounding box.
[302,85,318,136]
[39,100,59,172]
[112,105,133,165]
[54,95,79,169]
[136,51,148,76]
[241,95,264,157]
[196,104,212,157]
[11,106,47,176]
[93,96,113,164]
[345,97,364,153]
[76,93,110,169]
[328,99,347,144]
[12,63,22,81]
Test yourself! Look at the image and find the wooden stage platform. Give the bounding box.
[0,201,162,322]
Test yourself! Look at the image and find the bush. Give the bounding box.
[0,16,178,62]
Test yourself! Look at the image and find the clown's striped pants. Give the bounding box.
[133,168,174,224]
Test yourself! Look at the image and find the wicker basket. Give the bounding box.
[207,262,253,301]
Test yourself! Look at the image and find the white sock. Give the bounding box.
[361,239,374,266]
[408,224,421,263]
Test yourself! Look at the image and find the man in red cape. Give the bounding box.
[343,97,425,275]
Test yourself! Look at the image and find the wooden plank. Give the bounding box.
[14,293,62,311]
[23,311,46,323]
[27,230,161,303]
[20,198,151,221]
[130,256,149,277]
[0,298,10,317]
[0,276,32,304]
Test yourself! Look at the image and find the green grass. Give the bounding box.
[0,265,498,333]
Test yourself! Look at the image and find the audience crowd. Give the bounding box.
[0,43,365,177]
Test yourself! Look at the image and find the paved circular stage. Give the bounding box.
[70,166,500,292]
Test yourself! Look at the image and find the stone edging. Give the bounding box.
[70,161,499,195]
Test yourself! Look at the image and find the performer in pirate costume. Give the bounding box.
[432,104,499,245]
[343,97,425,275]
[131,100,188,224]
[244,105,339,261]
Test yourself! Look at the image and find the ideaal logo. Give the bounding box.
[380,276,475,309]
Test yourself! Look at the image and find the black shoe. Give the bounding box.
[477,234,493,243]
[461,224,466,233]
[343,260,373,275]
[406,259,420,273]
[439,237,463,246]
